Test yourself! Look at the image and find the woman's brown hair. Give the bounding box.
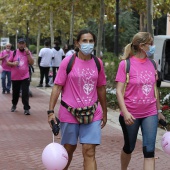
[120,32,152,60]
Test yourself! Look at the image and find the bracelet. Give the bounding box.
[158,110,162,113]
[47,110,54,115]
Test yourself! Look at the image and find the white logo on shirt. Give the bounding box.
[140,70,153,96]
[81,68,95,95]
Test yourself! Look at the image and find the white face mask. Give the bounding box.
[79,43,94,55]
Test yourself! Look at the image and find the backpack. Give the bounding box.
[66,53,101,75]
[123,58,158,98]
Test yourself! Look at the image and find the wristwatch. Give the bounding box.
[157,110,162,113]
[47,110,54,115]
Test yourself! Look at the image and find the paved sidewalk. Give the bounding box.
[0,74,170,169]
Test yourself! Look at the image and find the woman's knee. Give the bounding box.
[123,146,134,154]
[82,144,96,158]
[64,144,77,155]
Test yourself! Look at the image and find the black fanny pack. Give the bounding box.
[61,100,98,124]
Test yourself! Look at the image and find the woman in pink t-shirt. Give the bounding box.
[48,30,107,169]
[0,43,12,94]
[116,32,165,170]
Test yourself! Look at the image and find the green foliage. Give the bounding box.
[102,52,120,88]
[106,93,119,110]
[29,44,36,53]
[158,87,170,129]
[119,11,138,50]
[158,87,170,104]
[39,45,44,51]
[86,11,139,53]
[163,110,170,130]
[102,52,120,109]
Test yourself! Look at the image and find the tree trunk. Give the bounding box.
[140,13,145,31]
[61,31,67,47]
[96,0,104,58]
[146,0,153,36]
[69,2,74,45]
[50,10,54,47]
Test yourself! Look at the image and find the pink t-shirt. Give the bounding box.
[54,55,107,123]
[115,56,157,118]
[8,50,33,80]
[0,50,13,71]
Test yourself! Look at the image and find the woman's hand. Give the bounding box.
[123,112,136,126]
[48,113,56,128]
[101,113,107,129]
[158,112,165,121]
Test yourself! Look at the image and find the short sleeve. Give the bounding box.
[52,49,55,57]
[0,51,2,58]
[97,58,107,87]
[39,49,42,57]
[54,56,71,85]
[115,60,126,83]
[8,51,14,62]
[62,49,65,55]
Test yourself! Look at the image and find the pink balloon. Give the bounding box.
[161,132,170,155]
[42,143,68,170]
[0,65,3,73]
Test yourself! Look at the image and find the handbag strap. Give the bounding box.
[61,100,98,112]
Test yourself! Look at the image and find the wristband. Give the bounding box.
[158,110,162,113]
[47,110,54,115]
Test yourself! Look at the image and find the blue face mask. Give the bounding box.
[79,43,94,55]
[146,45,156,57]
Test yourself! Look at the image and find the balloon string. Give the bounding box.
[53,134,55,143]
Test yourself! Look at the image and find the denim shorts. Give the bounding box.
[60,120,101,145]
[119,114,158,157]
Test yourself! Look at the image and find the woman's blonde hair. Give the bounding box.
[120,32,152,60]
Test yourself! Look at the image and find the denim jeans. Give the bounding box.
[1,70,11,92]
[119,114,158,157]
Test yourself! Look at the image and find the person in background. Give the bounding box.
[51,41,65,82]
[115,32,165,170]
[37,40,54,87]
[0,43,13,94]
[65,44,75,57]
[62,44,68,58]
[47,29,107,170]
[7,38,34,115]
[92,49,103,59]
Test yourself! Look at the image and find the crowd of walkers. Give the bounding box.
[0,29,166,170]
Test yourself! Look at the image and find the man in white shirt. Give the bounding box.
[37,41,54,87]
[51,41,65,82]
